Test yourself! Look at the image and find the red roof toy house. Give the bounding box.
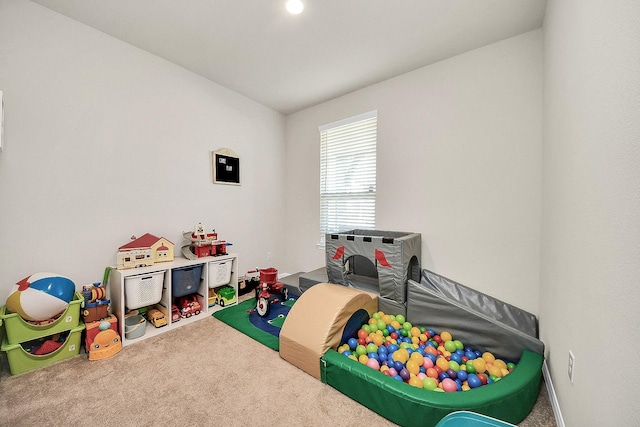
[116,233,175,269]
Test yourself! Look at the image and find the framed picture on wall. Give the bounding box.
[212,148,240,185]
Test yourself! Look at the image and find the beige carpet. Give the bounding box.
[0,309,557,427]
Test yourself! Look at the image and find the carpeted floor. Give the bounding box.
[0,294,556,426]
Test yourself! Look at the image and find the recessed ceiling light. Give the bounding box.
[286,0,304,15]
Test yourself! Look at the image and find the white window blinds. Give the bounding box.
[319,110,377,243]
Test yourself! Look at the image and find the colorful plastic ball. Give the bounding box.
[406,360,421,376]
[393,360,404,372]
[450,353,463,365]
[366,358,380,370]
[457,370,468,382]
[347,337,358,350]
[426,367,439,379]
[422,357,434,369]
[444,340,457,353]
[423,377,438,390]
[467,374,482,388]
[399,368,411,381]
[6,273,75,321]
[408,376,424,388]
[441,378,457,392]
[440,331,452,342]
[446,369,457,379]
[465,350,477,360]
[472,358,487,374]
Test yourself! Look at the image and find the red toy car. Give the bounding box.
[176,295,202,318]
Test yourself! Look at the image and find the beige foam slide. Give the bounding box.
[279,283,378,379]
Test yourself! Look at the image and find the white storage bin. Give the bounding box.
[208,261,232,288]
[125,271,164,309]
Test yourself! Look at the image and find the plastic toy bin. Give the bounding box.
[124,271,164,310]
[1,322,85,375]
[0,292,83,345]
[208,260,232,288]
[172,264,203,298]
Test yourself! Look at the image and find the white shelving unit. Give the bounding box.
[109,253,238,346]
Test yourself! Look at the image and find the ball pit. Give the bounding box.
[337,310,516,393]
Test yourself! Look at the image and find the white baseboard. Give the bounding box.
[542,360,565,427]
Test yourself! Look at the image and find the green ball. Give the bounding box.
[444,340,457,353]
[466,361,476,374]
[453,340,464,350]
[402,321,412,331]
[355,345,367,356]
[366,343,378,353]
[395,314,406,324]
[422,377,437,390]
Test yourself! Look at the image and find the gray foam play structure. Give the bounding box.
[282,229,543,361]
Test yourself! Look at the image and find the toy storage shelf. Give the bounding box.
[110,253,238,347]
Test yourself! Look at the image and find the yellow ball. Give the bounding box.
[408,376,424,388]
[440,331,452,342]
[493,359,508,370]
[406,360,421,376]
[472,358,487,374]
[482,352,496,363]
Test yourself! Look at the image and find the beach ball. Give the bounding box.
[6,273,75,321]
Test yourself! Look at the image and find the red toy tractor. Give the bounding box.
[253,267,288,317]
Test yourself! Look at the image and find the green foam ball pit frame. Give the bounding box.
[320,348,543,427]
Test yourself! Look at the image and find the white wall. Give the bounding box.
[284,30,543,315]
[541,0,640,425]
[0,0,285,298]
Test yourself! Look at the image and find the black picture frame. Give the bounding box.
[212,148,240,185]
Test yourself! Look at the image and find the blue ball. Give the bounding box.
[393,361,404,372]
[368,352,379,361]
[347,337,358,350]
[457,370,468,381]
[465,350,477,360]
[439,372,450,381]
[467,374,482,388]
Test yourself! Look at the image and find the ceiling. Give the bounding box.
[29,0,547,115]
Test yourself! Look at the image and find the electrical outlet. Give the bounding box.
[568,350,575,383]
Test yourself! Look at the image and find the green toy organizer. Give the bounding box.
[1,322,85,375]
[0,292,83,345]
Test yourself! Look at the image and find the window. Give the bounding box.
[319,110,377,245]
